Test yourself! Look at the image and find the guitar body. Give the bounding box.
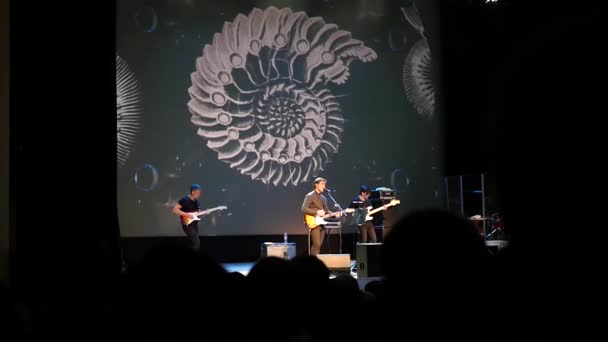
[304,208,355,229]
[180,206,228,226]
[304,215,330,229]
[181,215,199,226]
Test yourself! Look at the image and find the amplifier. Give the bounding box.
[260,242,296,259]
[370,187,396,200]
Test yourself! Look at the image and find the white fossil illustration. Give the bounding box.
[117,55,141,166]
[188,6,377,186]
[402,3,435,119]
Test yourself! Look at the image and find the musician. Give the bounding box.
[349,185,377,243]
[172,184,202,251]
[301,177,342,255]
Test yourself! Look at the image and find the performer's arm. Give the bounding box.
[172,203,195,217]
[302,194,321,216]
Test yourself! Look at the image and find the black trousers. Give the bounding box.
[182,224,200,252]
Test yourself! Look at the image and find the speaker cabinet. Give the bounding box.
[356,243,383,278]
[485,240,508,255]
[316,254,351,272]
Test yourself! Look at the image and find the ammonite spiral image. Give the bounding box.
[116,55,141,167]
[188,6,377,186]
[401,3,435,119]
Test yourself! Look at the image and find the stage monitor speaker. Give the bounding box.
[260,242,296,259]
[316,254,351,272]
[356,243,383,278]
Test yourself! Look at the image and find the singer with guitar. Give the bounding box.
[302,177,344,255]
[172,184,204,252]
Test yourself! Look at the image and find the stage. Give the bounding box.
[222,261,383,290]
[121,233,367,264]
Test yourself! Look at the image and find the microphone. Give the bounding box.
[325,188,335,193]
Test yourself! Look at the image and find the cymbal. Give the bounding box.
[468,215,487,220]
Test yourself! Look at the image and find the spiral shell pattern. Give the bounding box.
[403,39,434,118]
[188,6,377,186]
[401,3,435,119]
[116,55,141,166]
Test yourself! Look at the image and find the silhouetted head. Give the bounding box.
[289,255,330,285]
[363,279,385,299]
[247,257,290,285]
[382,209,488,295]
[328,273,361,305]
[122,243,227,336]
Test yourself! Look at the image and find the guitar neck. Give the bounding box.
[367,204,392,216]
[322,209,352,218]
[196,207,221,216]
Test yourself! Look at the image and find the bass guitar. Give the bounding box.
[363,199,400,221]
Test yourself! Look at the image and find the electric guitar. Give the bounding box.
[304,208,355,229]
[363,199,400,221]
[181,206,228,226]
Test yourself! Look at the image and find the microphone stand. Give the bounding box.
[325,190,344,213]
[324,190,344,254]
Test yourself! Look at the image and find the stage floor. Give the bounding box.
[221,261,382,290]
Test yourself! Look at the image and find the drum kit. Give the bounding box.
[469,212,504,239]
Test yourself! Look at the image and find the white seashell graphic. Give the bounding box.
[116,55,141,167]
[188,6,377,186]
[401,3,435,119]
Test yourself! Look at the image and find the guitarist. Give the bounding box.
[172,184,202,251]
[349,185,377,243]
[301,177,342,255]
